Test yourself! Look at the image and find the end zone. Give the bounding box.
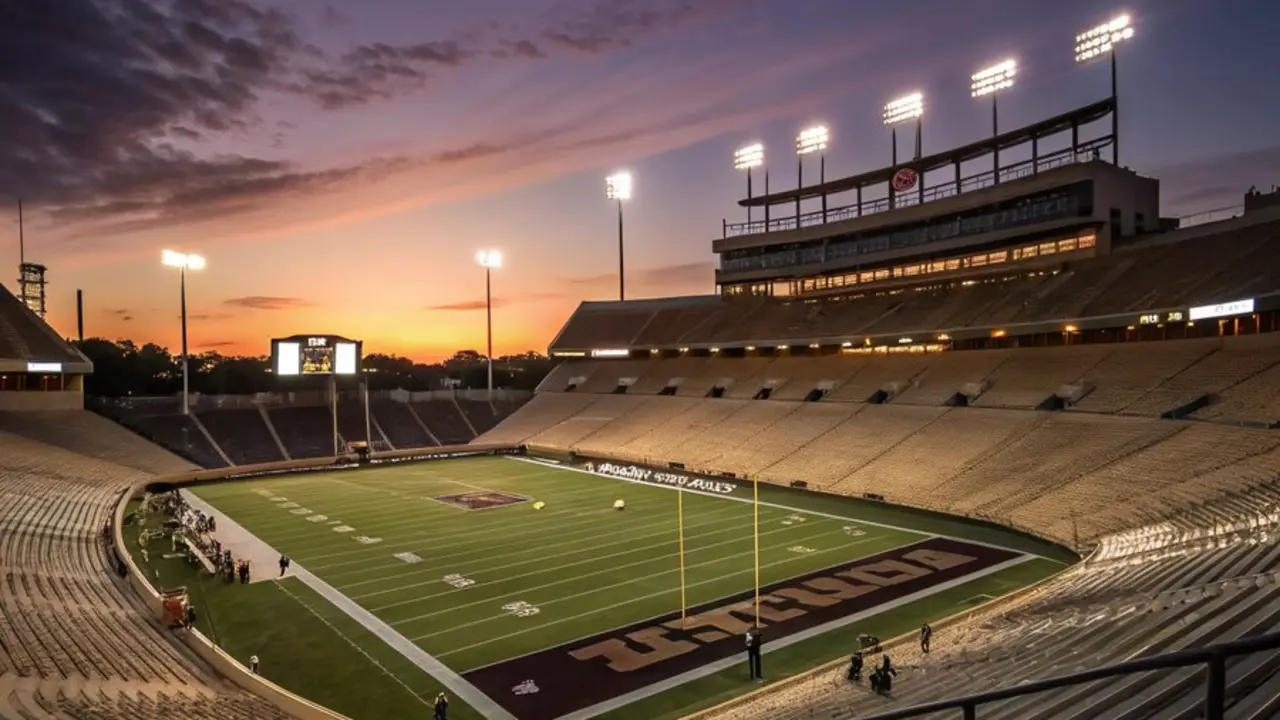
[463,536,1028,719]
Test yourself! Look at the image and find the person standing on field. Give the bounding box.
[745,625,764,682]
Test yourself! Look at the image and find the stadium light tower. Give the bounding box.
[733,143,764,225]
[1075,13,1135,164]
[476,249,502,398]
[971,59,1017,183]
[161,249,206,416]
[883,92,924,166]
[795,125,829,223]
[605,172,632,301]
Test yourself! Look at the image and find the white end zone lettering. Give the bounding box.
[586,461,736,495]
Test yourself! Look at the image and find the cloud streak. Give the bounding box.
[223,296,315,311]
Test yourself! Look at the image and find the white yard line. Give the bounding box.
[185,489,516,720]
[438,532,888,654]
[559,554,1036,720]
[385,522,855,620]
[509,456,1065,563]
[342,505,758,596]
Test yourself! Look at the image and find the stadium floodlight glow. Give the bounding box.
[1075,14,1134,63]
[161,249,205,270]
[475,249,502,269]
[161,249,206,417]
[795,126,828,156]
[605,172,633,201]
[882,93,924,125]
[971,59,1017,98]
[733,143,764,170]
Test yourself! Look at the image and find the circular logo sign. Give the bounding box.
[891,168,918,192]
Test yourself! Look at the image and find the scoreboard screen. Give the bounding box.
[272,335,361,376]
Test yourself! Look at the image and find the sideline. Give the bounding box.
[509,456,1068,564]
[181,490,517,720]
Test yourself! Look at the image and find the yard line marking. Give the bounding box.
[337,504,753,590]
[558,554,1037,720]
[509,456,1064,563]
[300,481,762,566]
[304,491,746,569]
[180,489,515,720]
[431,532,889,651]
[372,519,853,614]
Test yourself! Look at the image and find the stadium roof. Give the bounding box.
[0,282,92,372]
[740,97,1116,208]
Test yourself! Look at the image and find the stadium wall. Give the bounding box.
[0,387,83,411]
[111,443,519,720]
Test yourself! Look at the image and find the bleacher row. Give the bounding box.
[480,339,1280,718]
[552,216,1280,350]
[0,411,291,720]
[99,397,523,469]
[538,333,1280,425]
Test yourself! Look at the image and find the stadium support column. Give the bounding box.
[992,96,999,183]
[486,264,494,397]
[362,379,372,448]
[1111,51,1119,166]
[329,375,339,457]
[763,170,770,226]
[617,198,625,301]
[795,154,802,224]
[820,153,827,223]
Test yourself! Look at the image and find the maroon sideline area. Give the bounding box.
[464,536,1021,719]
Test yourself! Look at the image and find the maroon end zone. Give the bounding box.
[464,537,1021,719]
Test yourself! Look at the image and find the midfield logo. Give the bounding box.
[434,490,529,511]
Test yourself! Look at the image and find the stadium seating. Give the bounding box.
[411,400,475,445]
[268,406,338,459]
[457,398,504,435]
[197,409,286,465]
[0,427,289,720]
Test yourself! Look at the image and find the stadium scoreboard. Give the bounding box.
[271,335,362,376]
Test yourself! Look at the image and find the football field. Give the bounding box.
[183,456,1060,719]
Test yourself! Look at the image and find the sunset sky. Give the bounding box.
[3,0,1279,361]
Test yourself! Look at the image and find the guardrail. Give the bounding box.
[865,631,1280,720]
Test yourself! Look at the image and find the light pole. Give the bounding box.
[883,92,924,207]
[796,125,829,224]
[1075,13,1135,165]
[161,249,206,416]
[971,59,1017,184]
[605,172,632,300]
[733,143,764,226]
[475,249,502,398]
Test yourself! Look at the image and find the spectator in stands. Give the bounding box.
[433,692,449,720]
[878,653,897,694]
[745,624,764,682]
[847,650,864,682]
[279,554,291,577]
[920,622,933,654]
[249,655,260,674]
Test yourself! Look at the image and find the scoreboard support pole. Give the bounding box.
[329,375,339,456]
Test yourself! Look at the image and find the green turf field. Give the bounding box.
[129,455,1072,719]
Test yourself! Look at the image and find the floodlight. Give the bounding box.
[162,250,205,270]
[734,143,764,170]
[795,126,829,156]
[1075,14,1134,63]
[971,59,1017,98]
[476,249,502,269]
[883,93,924,125]
[605,172,633,201]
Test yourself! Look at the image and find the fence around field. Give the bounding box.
[112,443,520,720]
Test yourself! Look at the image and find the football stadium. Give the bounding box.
[4,15,1280,720]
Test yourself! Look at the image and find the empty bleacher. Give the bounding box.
[268,406,336,458]
[457,398,503,435]
[0,429,289,720]
[1122,334,1280,417]
[972,344,1113,409]
[196,409,284,465]
[412,400,475,445]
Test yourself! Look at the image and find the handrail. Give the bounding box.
[724,141,1109,238]
[866,631,1280,720]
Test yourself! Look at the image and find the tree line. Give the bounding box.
[73,339,559,397]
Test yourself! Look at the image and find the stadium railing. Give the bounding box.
[864,631,1280,720]
[111,441,522,720]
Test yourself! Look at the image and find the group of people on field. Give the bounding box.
[743,621,934,697]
